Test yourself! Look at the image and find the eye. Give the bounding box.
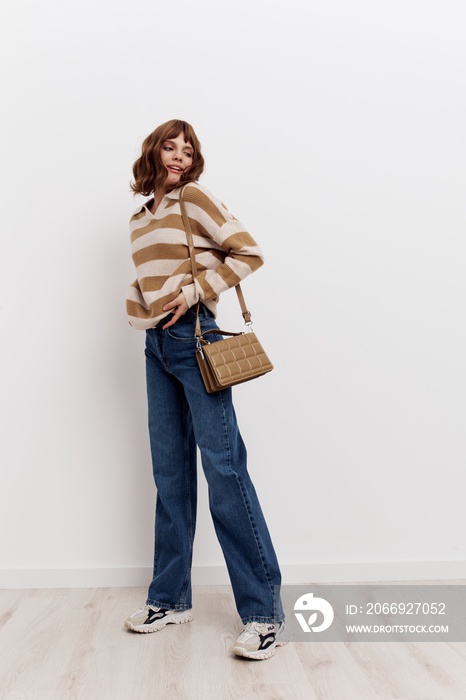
[163,145,173,151]
[184,151,193,158]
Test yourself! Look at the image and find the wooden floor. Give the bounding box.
[1,585,466,700]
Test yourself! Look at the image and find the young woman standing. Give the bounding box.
[124,119,286,660]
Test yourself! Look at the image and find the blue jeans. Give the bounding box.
[144,305,283,624]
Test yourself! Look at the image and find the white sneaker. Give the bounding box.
[125,605,193,633]
[231,620,288,660]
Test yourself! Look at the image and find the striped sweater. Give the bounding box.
[126,183,264,330]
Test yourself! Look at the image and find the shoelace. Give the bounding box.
[134,604,159,616]
[241,621,273,639]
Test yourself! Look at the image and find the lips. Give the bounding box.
[167,165,183,173]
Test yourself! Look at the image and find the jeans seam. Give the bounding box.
[233,470,274,592]
[218,390,275,609]
[180,400,194,604]
[152,493,160,581]
[218,389,232,471]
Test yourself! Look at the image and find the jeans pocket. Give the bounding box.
[166,323,197,342]
[166,315,223,342]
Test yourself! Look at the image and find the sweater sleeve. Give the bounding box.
[179,184,264,307]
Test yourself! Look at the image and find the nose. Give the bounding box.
[173,152,182,161]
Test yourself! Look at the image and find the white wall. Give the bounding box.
[1,0,465,588]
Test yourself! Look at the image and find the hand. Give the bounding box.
[162,293,189,329]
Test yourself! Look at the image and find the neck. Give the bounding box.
[149,188,166,215]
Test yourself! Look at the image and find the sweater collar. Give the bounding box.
[132,186,182,216]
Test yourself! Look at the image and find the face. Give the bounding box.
[160,132,194,188]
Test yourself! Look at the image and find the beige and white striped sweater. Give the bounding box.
[126,183,264,330]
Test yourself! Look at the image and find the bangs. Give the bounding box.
[164,121,195,149]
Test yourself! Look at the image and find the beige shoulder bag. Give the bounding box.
[179,186,274,393]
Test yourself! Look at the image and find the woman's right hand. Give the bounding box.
[161,293,189,329]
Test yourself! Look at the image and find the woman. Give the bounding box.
[125,119,286,660]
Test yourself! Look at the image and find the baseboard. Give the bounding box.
[281,560,466,583]
[1,560,466,589]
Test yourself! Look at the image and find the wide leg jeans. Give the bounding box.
[144,306,283,624]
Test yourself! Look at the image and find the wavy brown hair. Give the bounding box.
[130,119,204,196]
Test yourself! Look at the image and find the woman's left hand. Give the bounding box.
[162,293,189,329]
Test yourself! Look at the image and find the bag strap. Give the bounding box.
[179,185,253,337]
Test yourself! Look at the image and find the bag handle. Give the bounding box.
[179,185,253,337]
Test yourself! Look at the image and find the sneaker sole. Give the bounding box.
[125,611,194,633]
[231,638,288,660]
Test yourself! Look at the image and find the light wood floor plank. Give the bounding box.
[409,642,466,697]
[346,641,465,699]
[0,590,29,632]
[295,641,383,699]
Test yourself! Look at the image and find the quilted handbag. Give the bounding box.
[180,186,274,393]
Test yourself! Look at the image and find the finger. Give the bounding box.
[162,293,184,313]
[162,302,177,312]
[162,309,182,329]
